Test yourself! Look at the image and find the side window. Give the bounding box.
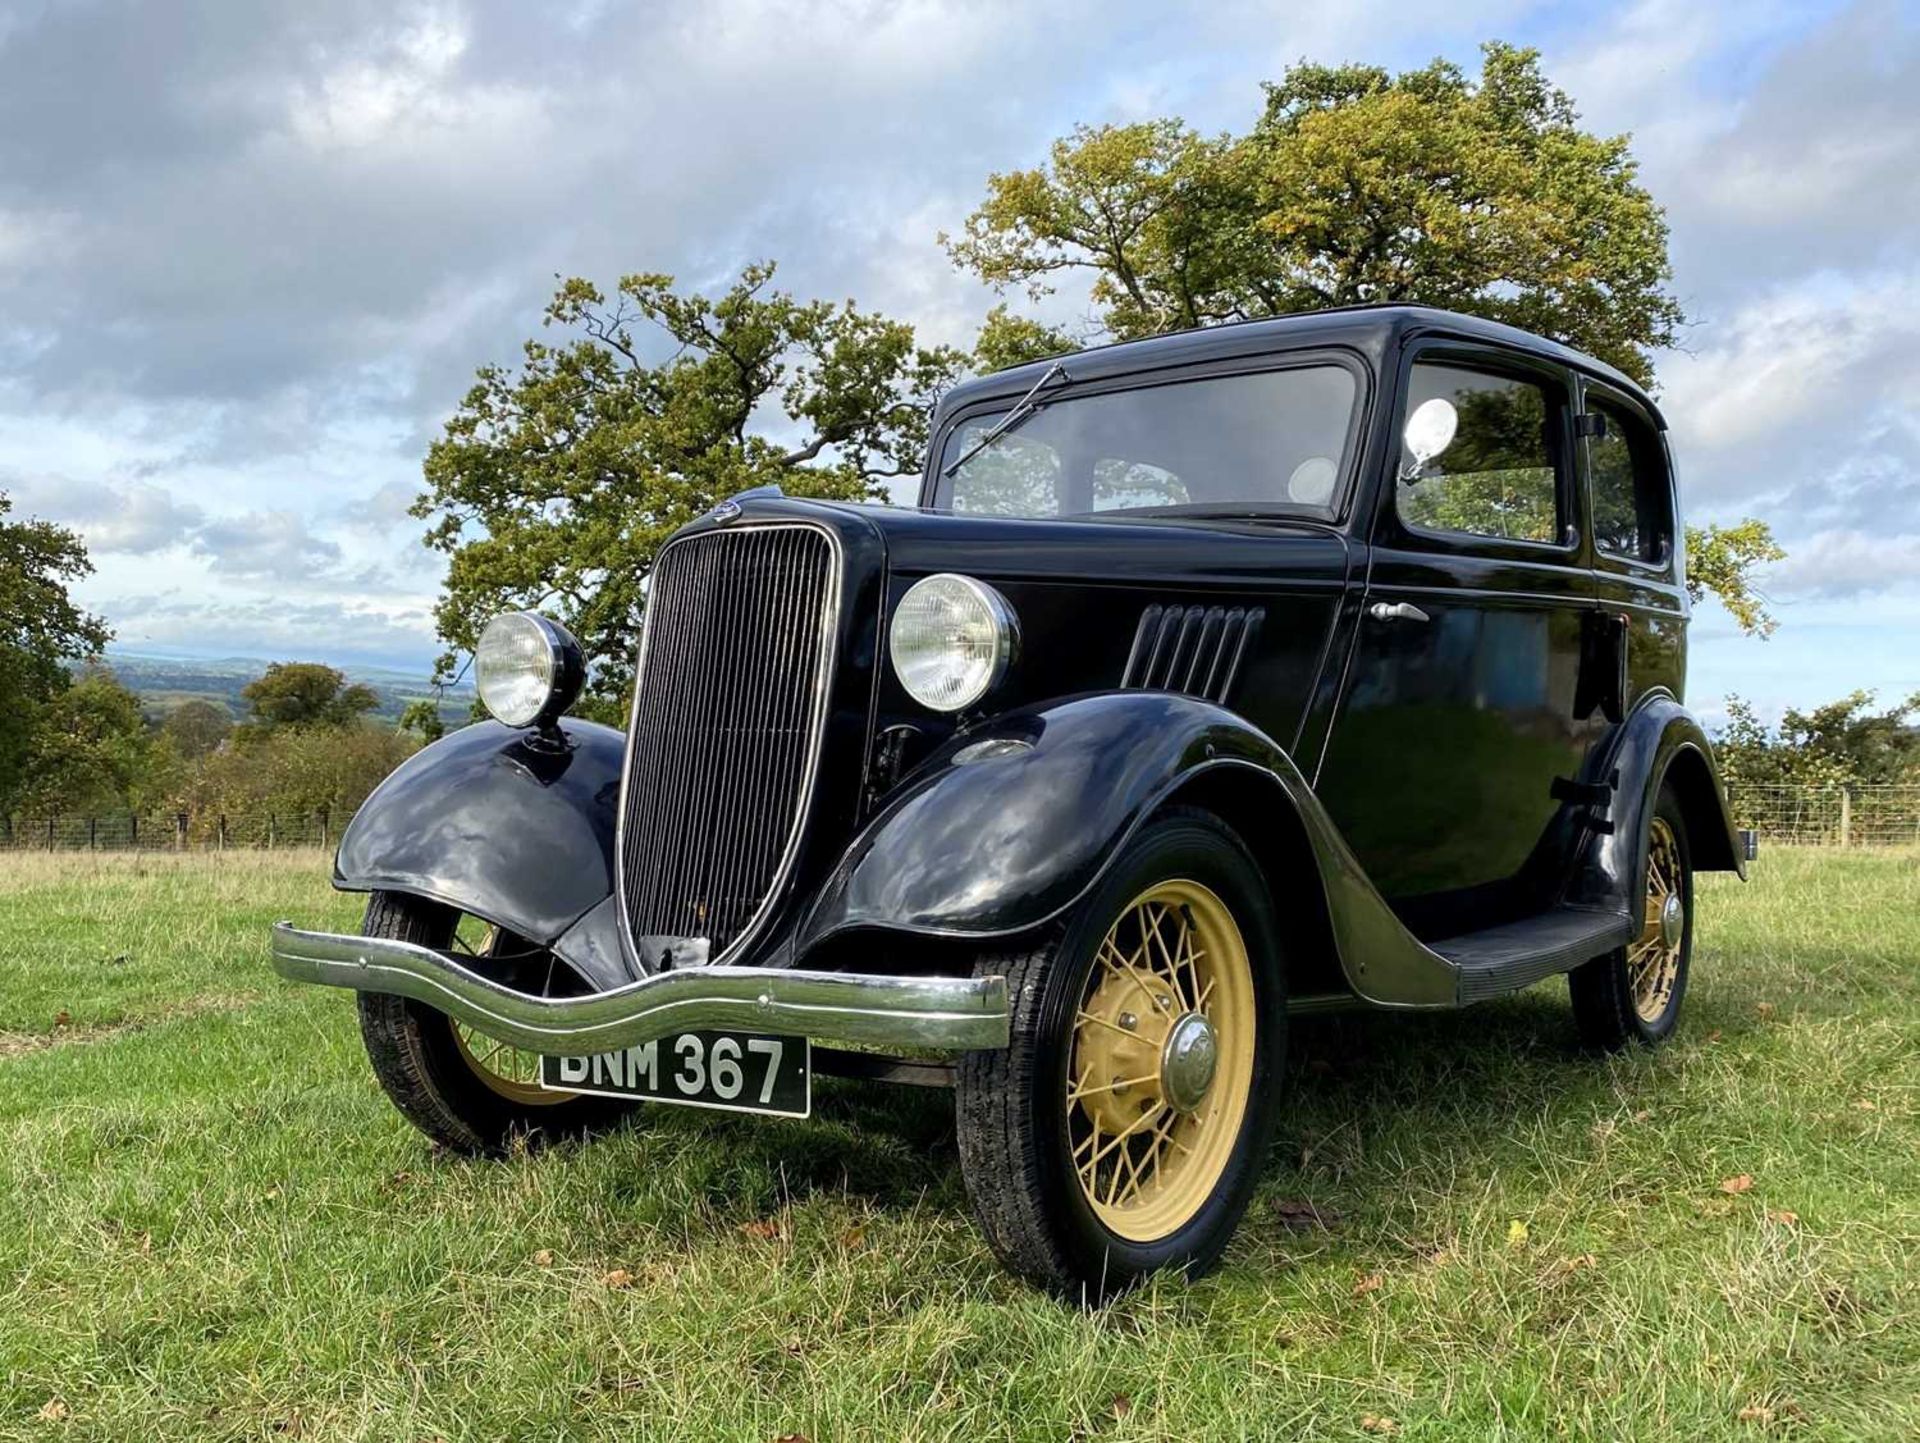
[1397,362,1563,546]
[1586,398,1670,565]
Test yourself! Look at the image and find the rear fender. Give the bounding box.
[333,718,630,990]
[1568,691,1746,911]
[793,692,1464,1008]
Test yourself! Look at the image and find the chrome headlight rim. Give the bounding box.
[475,610,586,730]
[888,572,1019,714]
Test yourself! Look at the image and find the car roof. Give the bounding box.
[935,304,1666,430]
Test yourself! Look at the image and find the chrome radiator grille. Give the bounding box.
[617,525,838,963]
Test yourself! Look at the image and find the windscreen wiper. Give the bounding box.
[941,361,1070,479]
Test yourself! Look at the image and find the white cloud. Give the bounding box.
[4,476,204,555]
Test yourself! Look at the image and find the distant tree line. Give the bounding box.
[1717,691,1920,794]
[3,631,436,828]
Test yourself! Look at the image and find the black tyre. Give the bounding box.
[1569,786,1694,1049]
[955,808,1286,1300]
[356,892,636,1155]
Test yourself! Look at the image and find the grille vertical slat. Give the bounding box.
[619,526,836,962]
[1120,603,1265,705]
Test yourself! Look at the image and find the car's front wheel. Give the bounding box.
[955,808,1285,1300]
[356,891,637,1155]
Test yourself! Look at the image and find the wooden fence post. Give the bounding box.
[319,806,331,851]
[1839,787,1852,848]
[217,815,228,852]
[88,817,97,851]
[46,815,56,851]
[130,814,139,849]
[267,813,277,850]
[174,813,188,851]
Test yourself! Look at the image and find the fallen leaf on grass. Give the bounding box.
[1546,1253,1598,1279]
[1109,1394,1132,1420]
[1755,1002,1776,1019]
[1633,1109,1651,1122]
[1352,1273,1383,1297]
[1506,1218,1530,1247]
[1766,1209,1799,1226]
[532,1249,554,1267]
[838,1225,867,1250]
[1719,1174,1755,1195]
[1854,1098,1877,1112]
[739,1217,785,1242]
[1737,1404,1774,1424]
[1360,1414,1399,1434]
[52,1011,72,1029]
[602,1268,634,1289]
[771,1434,811,1443]
[37,1398,68,1422]
[1705,1029,1723,1044]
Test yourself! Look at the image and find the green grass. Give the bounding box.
[1,849,1915,1441]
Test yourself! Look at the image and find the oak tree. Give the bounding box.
[415,263,966,714]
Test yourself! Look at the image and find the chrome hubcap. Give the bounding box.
[1159,1011,1218,1113]
[1660,892,1685,949]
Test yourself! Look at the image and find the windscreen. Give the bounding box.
[932,363,1359,519]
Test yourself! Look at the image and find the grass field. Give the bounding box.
[1,850,1914,1441]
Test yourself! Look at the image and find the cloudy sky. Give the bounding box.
[2,0,1917,719]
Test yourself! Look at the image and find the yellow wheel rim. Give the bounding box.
[448,922,574,1106]
[1629,818,1685,1023]
[1066,879,1256,1243]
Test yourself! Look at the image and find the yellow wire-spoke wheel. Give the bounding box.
[1066,878,1256,1242]
[449,1020,572,1107]
[1629,817,1686,1023]
[446,921,574,1107]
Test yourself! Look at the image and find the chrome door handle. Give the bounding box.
[1368,601,1430,624]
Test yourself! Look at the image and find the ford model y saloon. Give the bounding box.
[271,305,1744,1297]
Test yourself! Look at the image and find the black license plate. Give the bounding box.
[539,1031,810,1118]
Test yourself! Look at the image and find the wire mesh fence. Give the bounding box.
[1726,785,1920,847]
[3,786,1917,854]
[0,810,345,852]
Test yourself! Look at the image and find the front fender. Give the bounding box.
[796,693,1256,944]
[334,718,629,988]
[792,693,1460,1008]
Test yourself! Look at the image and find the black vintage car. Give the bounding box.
[271,305,1744,1297]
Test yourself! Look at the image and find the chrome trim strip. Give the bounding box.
[612,520,845,973]
[270,922,1009,1053]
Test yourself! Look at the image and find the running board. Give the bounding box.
[1431,908,1637,1005]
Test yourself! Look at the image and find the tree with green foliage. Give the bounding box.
[13,665,150,817]
[0,490,112,811]
[415,263,966,716]
[240,663,379,733]
[1718,690,1920,795]
[161,699,233,760]
[947,44,1680,384]
[948,45,1784,635]
[1685,520,1786,638]
[397,699,446,743]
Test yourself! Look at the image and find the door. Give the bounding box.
[1316,345,1604,939]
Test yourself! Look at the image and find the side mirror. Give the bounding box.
[1399,397,1458,482]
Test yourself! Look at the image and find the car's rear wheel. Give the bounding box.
[1569,786,1694,1049]
[955,808,1285,1300]
[356,891,637,1154]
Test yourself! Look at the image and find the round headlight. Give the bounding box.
[475,611,585,729]
[889,574,1018,713]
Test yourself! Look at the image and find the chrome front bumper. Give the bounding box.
[268,922,1009,1054]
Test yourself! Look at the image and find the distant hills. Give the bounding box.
[97,649,476,727]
